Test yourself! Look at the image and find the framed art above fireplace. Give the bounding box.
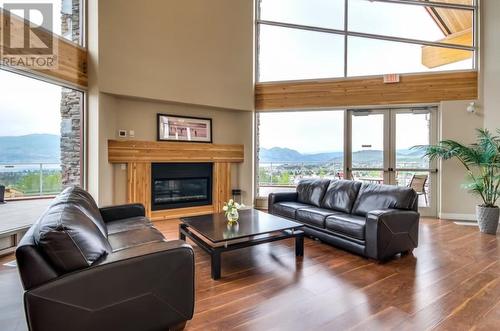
[157,114,212,143]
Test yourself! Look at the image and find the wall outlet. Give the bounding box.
[129,130,135,138]
[118,130,127,138]
[120,164,127,170]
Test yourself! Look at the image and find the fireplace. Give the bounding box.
[151,163,213,211]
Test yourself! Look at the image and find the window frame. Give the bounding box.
[256,0,478,82]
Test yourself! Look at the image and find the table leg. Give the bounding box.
[211,251,221,280]
[295,232,304,257]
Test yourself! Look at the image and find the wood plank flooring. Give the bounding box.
[1,217,499,330]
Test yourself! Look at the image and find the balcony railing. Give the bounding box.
[0,163,62,199]
[258,161,344,196]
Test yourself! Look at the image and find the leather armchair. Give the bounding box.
[99,203,146,222]
[16,186,195,331]
[24,240,194,331]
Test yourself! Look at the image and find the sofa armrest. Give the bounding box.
[365,209,419,261]
[268,192,298,214]
[99,203,145,222]
[24,240,194,331]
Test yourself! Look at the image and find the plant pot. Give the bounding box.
[476,205,499,234]
[0,185,5,203]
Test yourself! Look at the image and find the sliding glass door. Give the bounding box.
[347,107,438,216]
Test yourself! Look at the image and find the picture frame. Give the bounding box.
[157,114,213,143]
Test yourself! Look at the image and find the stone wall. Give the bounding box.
[60,0,82,188]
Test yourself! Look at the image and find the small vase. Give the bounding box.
[476,205,499,234]
[226,209,239,224]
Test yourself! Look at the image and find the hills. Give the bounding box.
[0,134,60,163]
[259,147,425,163]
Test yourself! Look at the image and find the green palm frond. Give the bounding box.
[415,128,500,207]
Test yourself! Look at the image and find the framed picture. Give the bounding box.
[157,114,212,143]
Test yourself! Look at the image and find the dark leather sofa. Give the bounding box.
[269,179,419,261]
[16,186,194,331]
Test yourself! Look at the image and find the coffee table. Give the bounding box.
[179,209,304,280]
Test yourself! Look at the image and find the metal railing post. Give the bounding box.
[270,163,273,185]
[39,163,43,195]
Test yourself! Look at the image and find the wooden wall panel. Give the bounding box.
[0,10,87,88]
[112,141,243,220]
[255,71,478,111]
[127,162,151,216]
[150,205,215,222]
[422,29,473,68]
[108,140,244,163]
[213,162,232,213]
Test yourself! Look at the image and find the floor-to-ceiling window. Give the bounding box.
[257,0,477,82]
[0,70,84,199]
[257,110,345,197]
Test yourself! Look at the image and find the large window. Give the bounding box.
[0,69,84,199]
[257,0,477,82]
[257,111,344,196]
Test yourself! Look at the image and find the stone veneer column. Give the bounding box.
[60,0,82,187]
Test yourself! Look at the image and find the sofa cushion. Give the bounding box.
[52,186,108,237]
[321,180,362,213]
[273,201,312,219]
[106,216,153,235]
[325,214,366,241]
[351,183,418,217]
[33,202,112,273]
[296,207,340,228]
[297,179,330,207]
[107,227,165,252]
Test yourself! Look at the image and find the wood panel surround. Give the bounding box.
[108,140,244,221]
[0,9,88,88]
[255,71,478,111]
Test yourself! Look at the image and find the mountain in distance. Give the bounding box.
[0,134,60,163]
[259,147,426,163]
[259,147,343,162]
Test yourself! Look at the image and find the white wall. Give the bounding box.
[438,100,483,220]
[481,0,500,131]
[98,0,254,111]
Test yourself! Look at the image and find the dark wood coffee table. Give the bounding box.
[179,209,304,280]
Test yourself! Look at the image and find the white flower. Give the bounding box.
[222,206,228,211]
[228,199,234,205]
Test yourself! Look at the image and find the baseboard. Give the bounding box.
[439,213,476,221]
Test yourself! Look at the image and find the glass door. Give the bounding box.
[347,107,438,216]
[348,110,389,185]
[390,109,437,216]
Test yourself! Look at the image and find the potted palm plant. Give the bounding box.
[421,129,500,234]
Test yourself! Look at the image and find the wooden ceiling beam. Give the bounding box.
[255,71,478,111]
[421,28,473,68]
[0,9,87,89]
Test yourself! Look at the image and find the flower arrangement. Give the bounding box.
[223,199,244,224]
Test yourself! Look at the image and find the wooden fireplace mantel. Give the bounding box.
[108,140,244,221]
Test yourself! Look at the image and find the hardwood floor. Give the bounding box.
[1,217,499,330]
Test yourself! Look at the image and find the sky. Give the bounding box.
[259,111,344,153]
[0,0,65,137]
[259,0,473,81]
[259,110,431,154]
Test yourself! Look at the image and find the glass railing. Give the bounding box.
[0,163,62,199]
[258,161,344,196]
